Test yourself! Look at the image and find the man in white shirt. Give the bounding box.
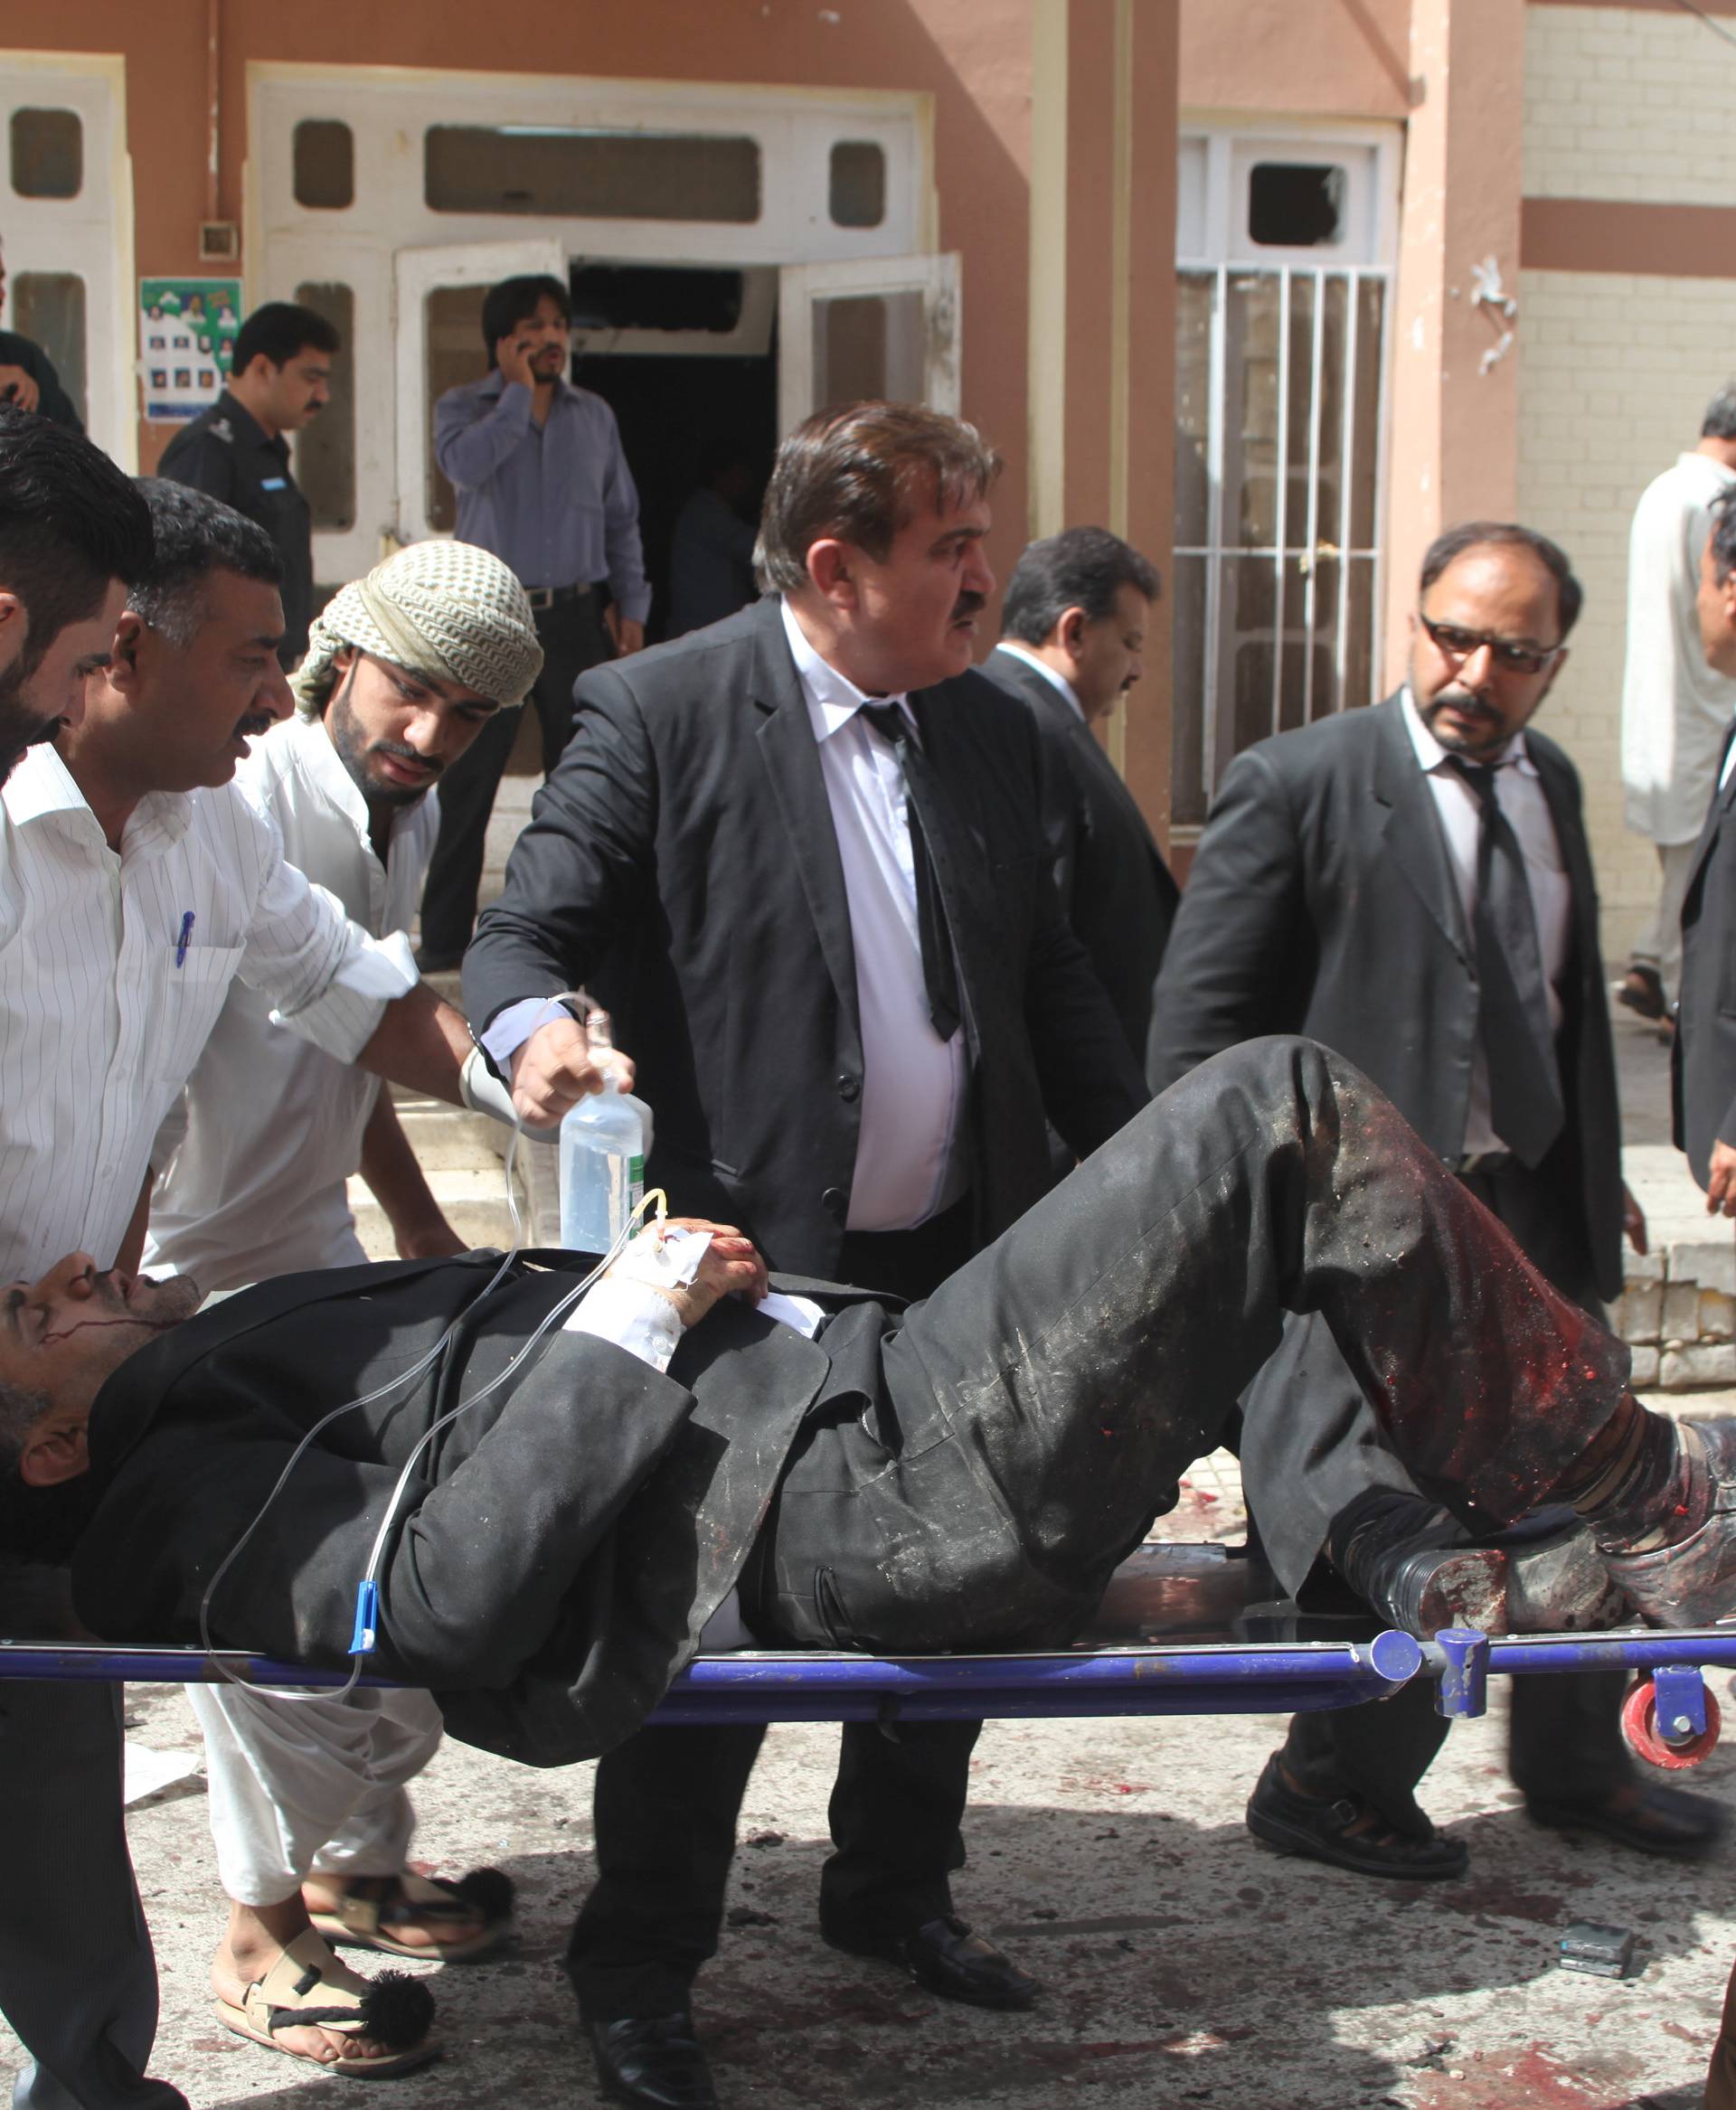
[137,538,544,2076]
[0,413,176,2110]
[1,480,609,2080]
[1618,387,1736,1021]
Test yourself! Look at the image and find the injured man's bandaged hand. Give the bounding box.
[561,1223,712,1374]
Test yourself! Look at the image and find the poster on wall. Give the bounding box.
[137,278,242,423]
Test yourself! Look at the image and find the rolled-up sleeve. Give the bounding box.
[239,851,415,1061]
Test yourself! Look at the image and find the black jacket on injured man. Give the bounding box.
[64,1043,1634,1768]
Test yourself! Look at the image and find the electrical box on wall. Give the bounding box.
[199,221,240,263]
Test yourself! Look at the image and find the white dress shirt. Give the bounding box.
[1621,451,1736,844]
[0,741,412,1285]
[778,598,969,1229]
[993,640,1085,721]
[482,601,971,1231]
[143,713,441,1291]
[1400,689,1571,1156]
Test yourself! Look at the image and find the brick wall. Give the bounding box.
[1524,2,1736,206]
[1517,4,1736,957]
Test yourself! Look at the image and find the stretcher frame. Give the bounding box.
[5,1627,1734,1757]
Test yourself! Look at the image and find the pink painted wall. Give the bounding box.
[1178,0,1411,119]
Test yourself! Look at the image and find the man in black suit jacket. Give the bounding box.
[462,403,1147,2106]
[1675,492,1736,1220]
[1151,523,1718,1879]
[978,527,1179,1062]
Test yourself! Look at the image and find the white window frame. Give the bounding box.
[1174,122,1400,827]
[0,52,133,465]
[777,251,960,435]
[246,63,936,585]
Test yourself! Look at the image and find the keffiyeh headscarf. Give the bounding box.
[294,540,544,715]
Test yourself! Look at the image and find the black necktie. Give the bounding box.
[1446,756,1565,1168]
[859,702,962,1041]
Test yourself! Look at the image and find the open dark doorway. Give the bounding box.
[577,351,776,644]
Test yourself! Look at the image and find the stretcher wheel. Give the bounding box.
[1621,1675,1722,1769]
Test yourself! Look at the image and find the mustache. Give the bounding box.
[1427,686,1502,721]
[373,740,440,778]
[949,591,987,624]
[234,711,277,740]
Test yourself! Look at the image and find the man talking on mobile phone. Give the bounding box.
[419,273,649,972]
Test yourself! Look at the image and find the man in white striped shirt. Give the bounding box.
[0,415,177,2110]
[0,482,612,2086]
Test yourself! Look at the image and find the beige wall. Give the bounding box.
[1517,0,1736,957]
[1179,0,1410,120]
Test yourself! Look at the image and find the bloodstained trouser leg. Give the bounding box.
[760,1037,1633,1656]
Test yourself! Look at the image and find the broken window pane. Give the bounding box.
[11,272,84,423]
[1248,164,1344,250]
[293,120,354,211]
[292,281,354,532]
[829,142,885,229]
[10,108,81,199]
[425,127,760,223]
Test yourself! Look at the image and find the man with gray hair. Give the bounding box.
[139,537,544,2077]
[1617,385,1736,1021]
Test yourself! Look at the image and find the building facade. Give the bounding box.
[1,1,1729,934]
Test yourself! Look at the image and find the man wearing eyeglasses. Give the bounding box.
[1149,522,1717,1879]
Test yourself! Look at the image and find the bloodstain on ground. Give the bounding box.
[1401,2041,1644,2109]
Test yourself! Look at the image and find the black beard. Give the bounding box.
[0,656,59,787]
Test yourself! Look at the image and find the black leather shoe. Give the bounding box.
[1330,1493,1616,1637]
[1527,1782,1729,1860]
[824,1915,1040,2010]
[1245,1751,1469,1881]
[585,2012,720,2110]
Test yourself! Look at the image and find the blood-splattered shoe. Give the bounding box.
[1331,1493,1617,1637]
[1599,1421,1736,1629]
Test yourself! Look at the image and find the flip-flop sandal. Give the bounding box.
[215,1927,439,2078]
[309,1868,515,1964]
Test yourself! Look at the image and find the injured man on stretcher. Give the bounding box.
[4,1039,1731,1744]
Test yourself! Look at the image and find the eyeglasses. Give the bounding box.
[1417,610,1562,677]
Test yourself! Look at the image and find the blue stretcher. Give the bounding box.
[2,1545,1730,1766]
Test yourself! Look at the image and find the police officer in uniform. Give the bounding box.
[158,299,337,666]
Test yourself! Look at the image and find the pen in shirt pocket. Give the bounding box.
[175,910,194,967]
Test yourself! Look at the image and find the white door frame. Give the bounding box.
[0,52,133,464]
[392,238,566,547]
[777,251,960,436]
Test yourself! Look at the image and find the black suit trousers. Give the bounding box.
[1275,1154,1632,1829]
[418,595,612,961]
[567,1205,984,2021]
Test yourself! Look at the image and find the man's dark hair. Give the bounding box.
[755,401,1003,595]
[231,301,340,377]
[127,478,283,645]
[0,407,153,675]
[1703,385,1736,442]
[481,275,572,363]
[1002,527,1160,645]
[1418,521,1584,641]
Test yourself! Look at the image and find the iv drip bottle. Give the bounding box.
[558,1011,645,1253]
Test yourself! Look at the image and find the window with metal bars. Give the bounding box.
[1172,132,1395,829]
